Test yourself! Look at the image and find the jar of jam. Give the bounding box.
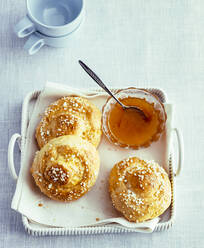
[102,88,167,149]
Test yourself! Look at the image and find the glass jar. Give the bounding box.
[102,88,167,149]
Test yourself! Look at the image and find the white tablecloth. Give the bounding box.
[1,0,204,247]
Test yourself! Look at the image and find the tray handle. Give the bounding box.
[172,128,184,177]
[8,133,21,180]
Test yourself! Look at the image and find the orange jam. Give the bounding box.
[107,97,164,148]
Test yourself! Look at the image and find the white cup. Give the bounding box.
[24,24,81,55]
[14,0,84,38]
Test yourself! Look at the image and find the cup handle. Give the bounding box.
[24,33,45,55]
[14,16,36,38]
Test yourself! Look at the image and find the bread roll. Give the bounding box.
[36,96,102,148]
[31,135,100,202]
[109,157,171,222]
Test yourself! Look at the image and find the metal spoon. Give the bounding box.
[78,60,148,121]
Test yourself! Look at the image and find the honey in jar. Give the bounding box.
[102,88,166,149]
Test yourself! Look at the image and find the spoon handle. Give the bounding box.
[79,60,124,107]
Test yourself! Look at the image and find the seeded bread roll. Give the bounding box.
[36,96,102,148]
[31,135,100,202]
[109,157,171,222]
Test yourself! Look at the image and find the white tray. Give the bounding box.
[8,88,183,236]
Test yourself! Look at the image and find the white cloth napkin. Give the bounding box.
[11,82,172,233]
